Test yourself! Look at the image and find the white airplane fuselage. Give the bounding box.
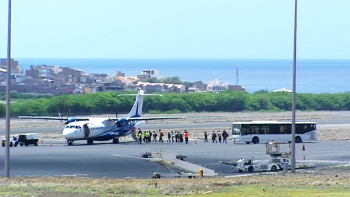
[62,118,138,141]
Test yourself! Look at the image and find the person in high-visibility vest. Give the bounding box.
[184,130,190,144]
[138,131,143,145]
[145,131,150,143]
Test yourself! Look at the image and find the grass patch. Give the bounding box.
[1,166,350,197]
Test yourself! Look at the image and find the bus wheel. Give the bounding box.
[252,137,259,144]
[295,136,302,143]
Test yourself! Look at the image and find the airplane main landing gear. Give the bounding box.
[67,140,74,146]
[87,139,94,145]
[113,138,119,144]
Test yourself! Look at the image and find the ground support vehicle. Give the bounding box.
[14,133,39,146]
[145,151,217,179]
[115,151,217,178]
[2,137,16,147]
[220,142,315,173]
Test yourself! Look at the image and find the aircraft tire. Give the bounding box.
[113,138,119,144]
[87,139,93,145]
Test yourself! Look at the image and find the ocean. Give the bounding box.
[16,59,350,94]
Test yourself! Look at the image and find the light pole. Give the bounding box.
[5,0,12,177]
[291,0,298,173]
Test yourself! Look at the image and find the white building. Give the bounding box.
[207,79,228,93]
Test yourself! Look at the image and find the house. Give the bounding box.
[0,58,20,73]
[207,79,228,93]
[228,85,246,91]
[137,69,161,81]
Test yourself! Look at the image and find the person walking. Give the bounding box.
[167,131,171,143]
[137,131,142,145]
[179,132,183,143]
[171,131,175,143]
[145,131,150,143]
[218,131,222,143]
[222,130,229,143]
[211,130,217,143]
[204,131,208,143]
[159,129,164,143]
[143,131,147,143]
[152,131,158,143]
[184,130,190,144]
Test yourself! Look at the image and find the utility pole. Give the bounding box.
[5,0,12,177]
[291,0,298,173]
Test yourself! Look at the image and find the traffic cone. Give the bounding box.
[302,145,305,151]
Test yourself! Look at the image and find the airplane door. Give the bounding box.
[83,124,90,137]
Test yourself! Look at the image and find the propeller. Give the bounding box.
[59,109,72,125]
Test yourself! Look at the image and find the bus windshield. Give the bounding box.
[232,124,241,135]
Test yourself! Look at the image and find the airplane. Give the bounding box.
[19,90,184,145]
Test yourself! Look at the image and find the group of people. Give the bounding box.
[137,129,190,144]
[204,130,229,143]
[136,129,229,145]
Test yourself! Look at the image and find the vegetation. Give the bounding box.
[1,90,350,117]
[0,166,350,196]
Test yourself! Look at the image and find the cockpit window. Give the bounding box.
[65,125,69,128]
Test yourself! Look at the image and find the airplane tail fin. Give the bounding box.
[118,90,161,118]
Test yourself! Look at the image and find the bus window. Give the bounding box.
[232,124,241,135]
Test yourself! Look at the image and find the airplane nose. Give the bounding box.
[62,129,74,138]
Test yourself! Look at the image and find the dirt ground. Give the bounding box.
[2,111,350,141]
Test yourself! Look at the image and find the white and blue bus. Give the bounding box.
[231,121,317,144]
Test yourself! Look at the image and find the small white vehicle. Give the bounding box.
[2,136,16,147]
[233,156,290,172]
[220,141,313,173]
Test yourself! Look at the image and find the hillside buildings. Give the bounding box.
[0,58,245,95]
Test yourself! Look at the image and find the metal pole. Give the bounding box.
[5,0,12,178]
[291,0,298,173]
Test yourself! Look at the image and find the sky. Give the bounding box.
[0,0,349,59]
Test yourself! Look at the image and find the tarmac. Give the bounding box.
[1,139,350,178]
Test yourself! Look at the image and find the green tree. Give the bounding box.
[0,104,5,117]
[161,77,182,84]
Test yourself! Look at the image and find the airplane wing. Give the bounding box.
[18,116,90,124]
[126,116,185,121]
[18,116,88,121]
